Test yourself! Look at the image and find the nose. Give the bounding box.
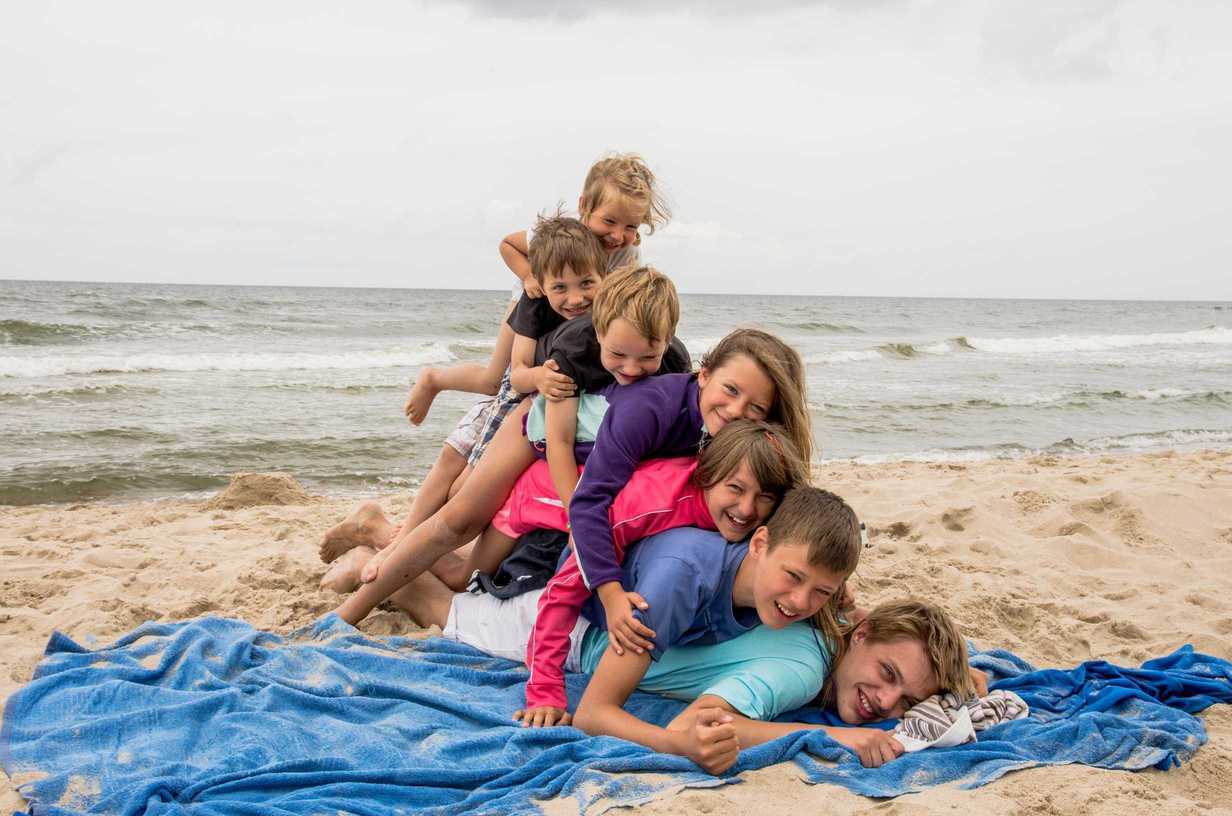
[791,587,812,613]
[737,491,757,520]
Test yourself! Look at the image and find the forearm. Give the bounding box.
[573,699,687,756]
[509,363,544,396]
[500,236,533,283]
[545,401,579,509]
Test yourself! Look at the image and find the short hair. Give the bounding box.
[590,265,680,344]
[821,600,975,707]
[579,153,671,236]
[764,488,863,657]
[701,329,813,471]
[694,420,808,503]
[528,212,607,285]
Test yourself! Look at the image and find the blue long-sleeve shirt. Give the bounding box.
[566,373,705,590]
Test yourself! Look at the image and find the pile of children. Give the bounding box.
[317,154,979,775]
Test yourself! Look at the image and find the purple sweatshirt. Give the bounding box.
[567,372,706,590]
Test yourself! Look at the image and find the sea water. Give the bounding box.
[1,279,1229,504]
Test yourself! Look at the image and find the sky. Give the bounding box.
[1,1,1230,299]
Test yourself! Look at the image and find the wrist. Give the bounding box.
[595,581,623,604]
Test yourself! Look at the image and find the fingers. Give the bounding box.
[970,667,989,696]
[513,706,570,728]
[857,735,905,768]
[698,722,740,775]
[626,592,649,611]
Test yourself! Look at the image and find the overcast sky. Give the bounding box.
[2,1,1229,299]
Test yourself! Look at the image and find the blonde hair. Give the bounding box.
[528,212,608,285]
[579,153,671,239]
[763,487,862,654]
[700,329,813,469]
[822,599,976,707]
[694,420,808,504]
[590,265,680,344]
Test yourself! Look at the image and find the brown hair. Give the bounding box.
[579,153,671,239]
[528,212,608,285]
[694,420,808,505]
[822,599,976,707]
[764,487,862,659]
[700,329,813,470]
[590,264,680,344]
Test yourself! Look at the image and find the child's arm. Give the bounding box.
[571,649,740,775]
[567,396,666,597]
[500,230,541,299]
[544,396,580,509]
[667,696,905,769]
[508,334,574,399]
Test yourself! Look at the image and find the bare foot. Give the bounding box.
[319,546,377,594]
[404,368,441,425]
[360,544,393,584]
[319,501,394,563]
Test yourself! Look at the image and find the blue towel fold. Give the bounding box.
[2,615,1229,814]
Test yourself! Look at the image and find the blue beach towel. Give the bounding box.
[2,614,1229,815]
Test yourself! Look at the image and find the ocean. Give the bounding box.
[2,279,1229,505]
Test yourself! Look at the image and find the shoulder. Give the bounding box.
[608,371,693,405]
[543,314,596,354]
[629,527,727,566]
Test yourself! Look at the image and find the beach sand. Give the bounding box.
[3,450,1231,815]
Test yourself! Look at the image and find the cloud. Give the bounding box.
[978,0,1164,82]
[425,0,901,22]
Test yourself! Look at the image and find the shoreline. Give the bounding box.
[3,449,1231,814]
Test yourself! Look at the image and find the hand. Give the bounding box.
[676,708,739,775]
[828,727,905,768]
[513,706,571,728]
[969,667,989,697]
[523,277,544,299]
[360,546,391,584]
[534,360,575,401]
[599,586,655,656]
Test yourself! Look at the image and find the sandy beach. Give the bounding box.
[3,450,1231,815]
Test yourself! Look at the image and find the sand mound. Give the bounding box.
[203,472,319,510]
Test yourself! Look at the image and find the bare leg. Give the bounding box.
[319,501,395,564]
[387,568,456,630]
[448,463,472,500]
[403,308,516,424]
[431,526,517,592]
[319,545,378,594]
[391,445,469,541]
[324,545,454,629]
[335,399,536,626]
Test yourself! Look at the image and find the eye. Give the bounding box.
[880,662,894,682]
[723,384,738,396]
[785,570,801,583]
[748,404,768,418]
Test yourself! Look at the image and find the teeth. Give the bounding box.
[775,601,794,617]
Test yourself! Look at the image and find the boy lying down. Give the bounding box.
[355,488,976,773]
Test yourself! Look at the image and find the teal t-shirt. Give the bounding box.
[579,622,831,721]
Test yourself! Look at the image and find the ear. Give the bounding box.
[851,619,870,644]
[577,194,587,217]
[697,366,711,390]
[748,525,771,558]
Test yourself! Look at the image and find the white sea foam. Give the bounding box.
[0,343,454,378]
[965,326,1232,355]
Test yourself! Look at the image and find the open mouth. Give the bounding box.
[773,599,798,621]
[855,688,877,721]
[723,511,751,534]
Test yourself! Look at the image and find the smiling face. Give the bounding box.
[596,317,668,385]
[544,263,601,320]
[830,628,939,724]
[703,459,778,542]
[696,353,776,437]
[581,188,645,255]
[744,532,846,629]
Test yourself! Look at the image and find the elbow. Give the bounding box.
[572,700,600,735]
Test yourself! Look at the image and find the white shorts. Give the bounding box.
[443,397,495,458]
[442,587,589,672]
